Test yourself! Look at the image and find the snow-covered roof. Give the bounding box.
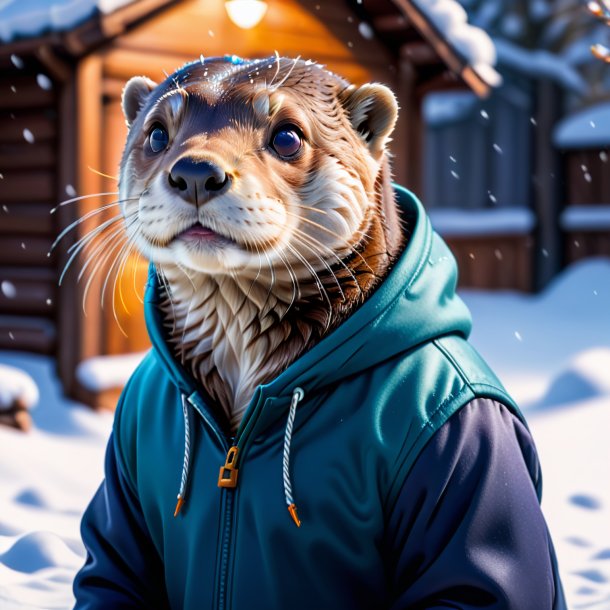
[413,0,501,88]
[560,205,610,231]
[553,103,610,150]
[0,0,133,43]
[428,207,536,237]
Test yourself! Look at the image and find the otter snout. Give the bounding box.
[168,157,230,205]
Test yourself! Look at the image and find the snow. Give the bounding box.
[76,351,146,392]
[554,103,610,149]
[413,0,502,87]
[428,207,536,236]
[561,205,610,231]
[0,0,134,43]
[423,91,478,126]
[1,259,610,608]
[494,38,588,93]
[0,365,38,411]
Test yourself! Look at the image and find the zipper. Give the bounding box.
[188,391,269,610]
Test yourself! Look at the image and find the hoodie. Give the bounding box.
[74,186,566,609]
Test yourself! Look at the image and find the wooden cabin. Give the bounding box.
[553,102,610,264]
[0,0,499,407]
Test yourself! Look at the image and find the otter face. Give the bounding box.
[119,56,397,277]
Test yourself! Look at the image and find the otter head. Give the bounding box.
[118,56,399,285]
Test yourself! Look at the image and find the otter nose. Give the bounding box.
[168,158,229,205]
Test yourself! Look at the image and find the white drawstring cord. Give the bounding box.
[283,387,304,527]
[174,394,192,517]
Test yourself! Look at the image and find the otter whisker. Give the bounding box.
[104,239,137,337]
[287,229,345,302]
[50,191,121,214]
[131,247,145,305]
[75,217,130,282]
[266,242,300,318]
[114,237,139,317]
[68,214,124,256]
[50,199,134,252]
[270,55,301,91]
[58,215,125,286]
[81,217,137,315]
[288,223,361,298]
[287,212,376,277]
[284,242,333,329]
[87,166,119,181]
[157,267,178,335]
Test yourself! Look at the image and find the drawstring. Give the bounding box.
[283,387,304,527]
[174,394,192,517]
[174,388,305,526]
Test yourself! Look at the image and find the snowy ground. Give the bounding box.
[0,259,609,609]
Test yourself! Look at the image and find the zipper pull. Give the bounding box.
[218,446,239,488]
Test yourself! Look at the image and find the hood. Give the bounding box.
[144,185,472,405]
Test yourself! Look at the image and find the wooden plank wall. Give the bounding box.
[0,56,59,353]
[563,149,610,265]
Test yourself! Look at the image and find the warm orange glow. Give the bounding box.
[224,0,267,29]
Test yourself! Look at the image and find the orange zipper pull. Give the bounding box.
[218,446,239,488]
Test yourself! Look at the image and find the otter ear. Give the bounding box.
[122,76,157,126]
[340,83,398,158]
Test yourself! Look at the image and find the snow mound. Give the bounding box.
[0,532,81,574]
[539,348,610,407]
[0,365,39,411]
[413,0,501,86]
[554,102,610,150]
[76,351,146,392]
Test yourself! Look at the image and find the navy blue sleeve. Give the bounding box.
[384,399,567,610]
[73,434,170,609]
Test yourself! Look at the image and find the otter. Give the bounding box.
[75,55,566,610]
[119,55,404,432]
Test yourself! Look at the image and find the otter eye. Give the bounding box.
[271,126,301,158]
[148,125,169,153]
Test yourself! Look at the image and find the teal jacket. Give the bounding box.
[74,187,565,609]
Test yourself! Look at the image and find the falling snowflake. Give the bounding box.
[449,155,457,163]
[8,332,14,341]
[494,249,503,260]
[1,281,16,299]
[493,143,503,154]
[600,151,608,162]
[358,22,374,40]
[451,170,460,180]
[480,109,489,119]
[514,331,523,342]
[10,54,24,69]
[46,298,52,306]
[65,184,77,197]
[585,173,593,183]
[208,30,214,37]
[20,242,26,250]
[530,117,537,126]
[36,74,52,90]
[590,120,596,128]
[23,129,35,144]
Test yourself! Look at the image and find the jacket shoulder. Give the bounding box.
[381,334,520,507]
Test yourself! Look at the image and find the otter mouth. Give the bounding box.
[175,222,239,249]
